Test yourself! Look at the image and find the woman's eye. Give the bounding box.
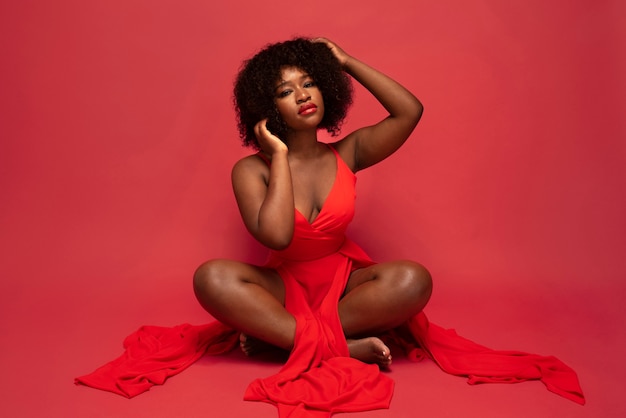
[304,81,316,88]
[278,90,291,98]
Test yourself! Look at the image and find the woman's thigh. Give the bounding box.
[338,260,432,335]
[193,259,286,305]
[344,260,432,297]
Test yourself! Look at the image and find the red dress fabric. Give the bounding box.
[242,147,393,416]
[74,322,238,398]
[75,145,585,414]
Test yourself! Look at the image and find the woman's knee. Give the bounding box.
[193,259,232,298]
[395,261,433,303]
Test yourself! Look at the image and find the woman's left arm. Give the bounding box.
[316,38,423,171]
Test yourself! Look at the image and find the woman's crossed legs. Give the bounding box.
[193,259,432,366]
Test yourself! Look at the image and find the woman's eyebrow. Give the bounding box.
[275,74,311,91]
[274,80,291,91]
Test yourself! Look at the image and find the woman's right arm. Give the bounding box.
[231,120,295,250]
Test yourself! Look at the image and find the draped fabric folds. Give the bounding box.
[74,322,238,399]
[75,146,585,415]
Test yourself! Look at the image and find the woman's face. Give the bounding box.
[273,66,324,132]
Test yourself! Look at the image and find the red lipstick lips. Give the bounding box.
[298,103,317,115]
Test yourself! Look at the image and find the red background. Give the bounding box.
[1,1,625,417]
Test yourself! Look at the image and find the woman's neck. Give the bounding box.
[283,129,321,157]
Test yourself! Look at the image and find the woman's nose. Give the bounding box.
[295,88,310,103]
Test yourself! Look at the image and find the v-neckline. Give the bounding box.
[294,146,338,226]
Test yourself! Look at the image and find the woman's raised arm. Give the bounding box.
[315,38,423,172]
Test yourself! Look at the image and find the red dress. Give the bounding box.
[75,145,585,416]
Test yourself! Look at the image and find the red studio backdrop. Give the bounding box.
[1,1,625,417]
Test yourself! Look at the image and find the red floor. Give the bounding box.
[1,268,622,417]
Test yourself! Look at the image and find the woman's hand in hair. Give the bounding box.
[312,37,351,68]
[254,119,287,156]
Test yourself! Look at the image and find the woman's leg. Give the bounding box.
[338,260,433,364]
[193,259,295,352]
[194,258,431,365]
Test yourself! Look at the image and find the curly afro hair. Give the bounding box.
[233,38,353,150]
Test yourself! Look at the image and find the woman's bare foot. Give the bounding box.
[347,337,392,368]
[242,333,391,367]
[239,333,276,356]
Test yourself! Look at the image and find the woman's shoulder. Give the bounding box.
[329,133,358,172]
[232,153,269,179]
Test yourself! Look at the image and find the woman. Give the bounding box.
[76,37,583,415]
[193,37,432,369]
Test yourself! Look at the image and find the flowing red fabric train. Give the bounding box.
[404,313,585,405]
[75,146,585,413]
[74,322,238,398]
